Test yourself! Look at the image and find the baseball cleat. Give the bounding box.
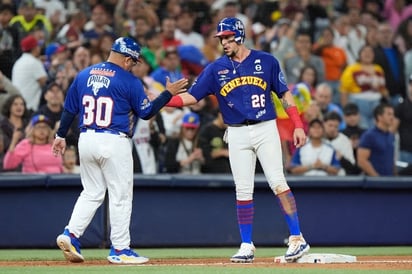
[284,234,310,262]
[230,242,255,263]
[107,246,149,264]
[56,229,84,263]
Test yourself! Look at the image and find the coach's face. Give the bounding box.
[219,35,238,58]
[124,56,138,72]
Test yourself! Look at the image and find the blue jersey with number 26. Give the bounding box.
[189,49,288,125]
[64,62,153,136]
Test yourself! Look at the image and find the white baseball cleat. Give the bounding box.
[230,242,256,263]
[107,246,149,264]
[56,229,84,263]
[284,234,310,262]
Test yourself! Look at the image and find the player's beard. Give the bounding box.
[226,47,238,58]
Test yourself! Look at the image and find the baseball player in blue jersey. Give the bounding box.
[52,37,188,264]
[167,17,310,263]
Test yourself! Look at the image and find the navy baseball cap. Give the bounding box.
[111,37,141,62]
[182,112,200,128]
[31,114,52,127]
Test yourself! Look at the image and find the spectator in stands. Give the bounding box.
[3,114,63,173]
[268,15,303,66]
[365,24,379,47]
[160,0,182,19]
[160,16,181,48]
[339,44,389,129]
[314,83,345,130]
[341,103,366,175]
[331,15,352,62]
[35,0,67,39]
[297,65,318,97]
[345,7,367,64]
[131,55,164,97]
[175,5,204,50]
[64,46,91,84]
[383,0,412,31]
[83,4,115,48]
[114,0,158,38]
[394,17,412,55]
[323,111,358,175]
[9,0,52,44]
[300,0,334,42]
[357,103,396,176]
[141,29,164,71]
[187,97,216,132]
[361,0,384,23]
[198,111,230,174]
[133,16,151,46]
[91,33,116,62]
[11,34,48,113]
[55,10,87,50]
[33,82,79,148]
[289,118,340,176]
[161,106,184,139]
[0,3,19,79]
[132,117,159,175]
[284,31,325,85]
[62,145,80,174]
[373,22,406,106]
[0,95,29,158]
[302,101,323,133]
[130,80,166,174]
[313,27,347,105]
[0,70,20,112]
[163,112,204,174]
[150,47,184,87]
[201,27,222,63]
[44,43,68,81]
[394,74,412,165]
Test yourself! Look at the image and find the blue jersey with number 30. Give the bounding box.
[188,49,288,125]
[64,62,153,136]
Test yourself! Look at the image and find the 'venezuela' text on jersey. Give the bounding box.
[64,62,153,136]
[188,50,288,125]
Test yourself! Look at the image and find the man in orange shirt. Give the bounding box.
[313,27,347,105]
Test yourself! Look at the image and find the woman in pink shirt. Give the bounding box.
[3,114,63,173]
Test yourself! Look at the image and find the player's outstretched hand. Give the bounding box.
[52,138,66,157]
[165,76,189,95]
[293,128,306,148]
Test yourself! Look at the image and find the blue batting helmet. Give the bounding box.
[215,17,245,44]
[111,37,141,62]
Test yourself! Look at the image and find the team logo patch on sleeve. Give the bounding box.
[278,71,287,85]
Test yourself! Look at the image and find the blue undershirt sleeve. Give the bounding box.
[56,109,77,138]
[141,90,172,120]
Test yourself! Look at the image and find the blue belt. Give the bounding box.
[80,128,129,137]
[229,120,263,127]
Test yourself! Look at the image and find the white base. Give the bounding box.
[274,253,357,264]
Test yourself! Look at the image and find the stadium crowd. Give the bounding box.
[0,0,412,176]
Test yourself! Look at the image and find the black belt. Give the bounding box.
[80,128,129,137]
[229,120,263,127]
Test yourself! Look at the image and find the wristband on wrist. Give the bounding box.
[285,106,304,129]
[166,95,184,107]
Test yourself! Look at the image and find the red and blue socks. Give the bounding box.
[236,200,254,243]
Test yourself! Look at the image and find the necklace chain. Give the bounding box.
[230,58,241,74]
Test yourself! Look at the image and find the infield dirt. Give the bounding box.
[1,256,411,270]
